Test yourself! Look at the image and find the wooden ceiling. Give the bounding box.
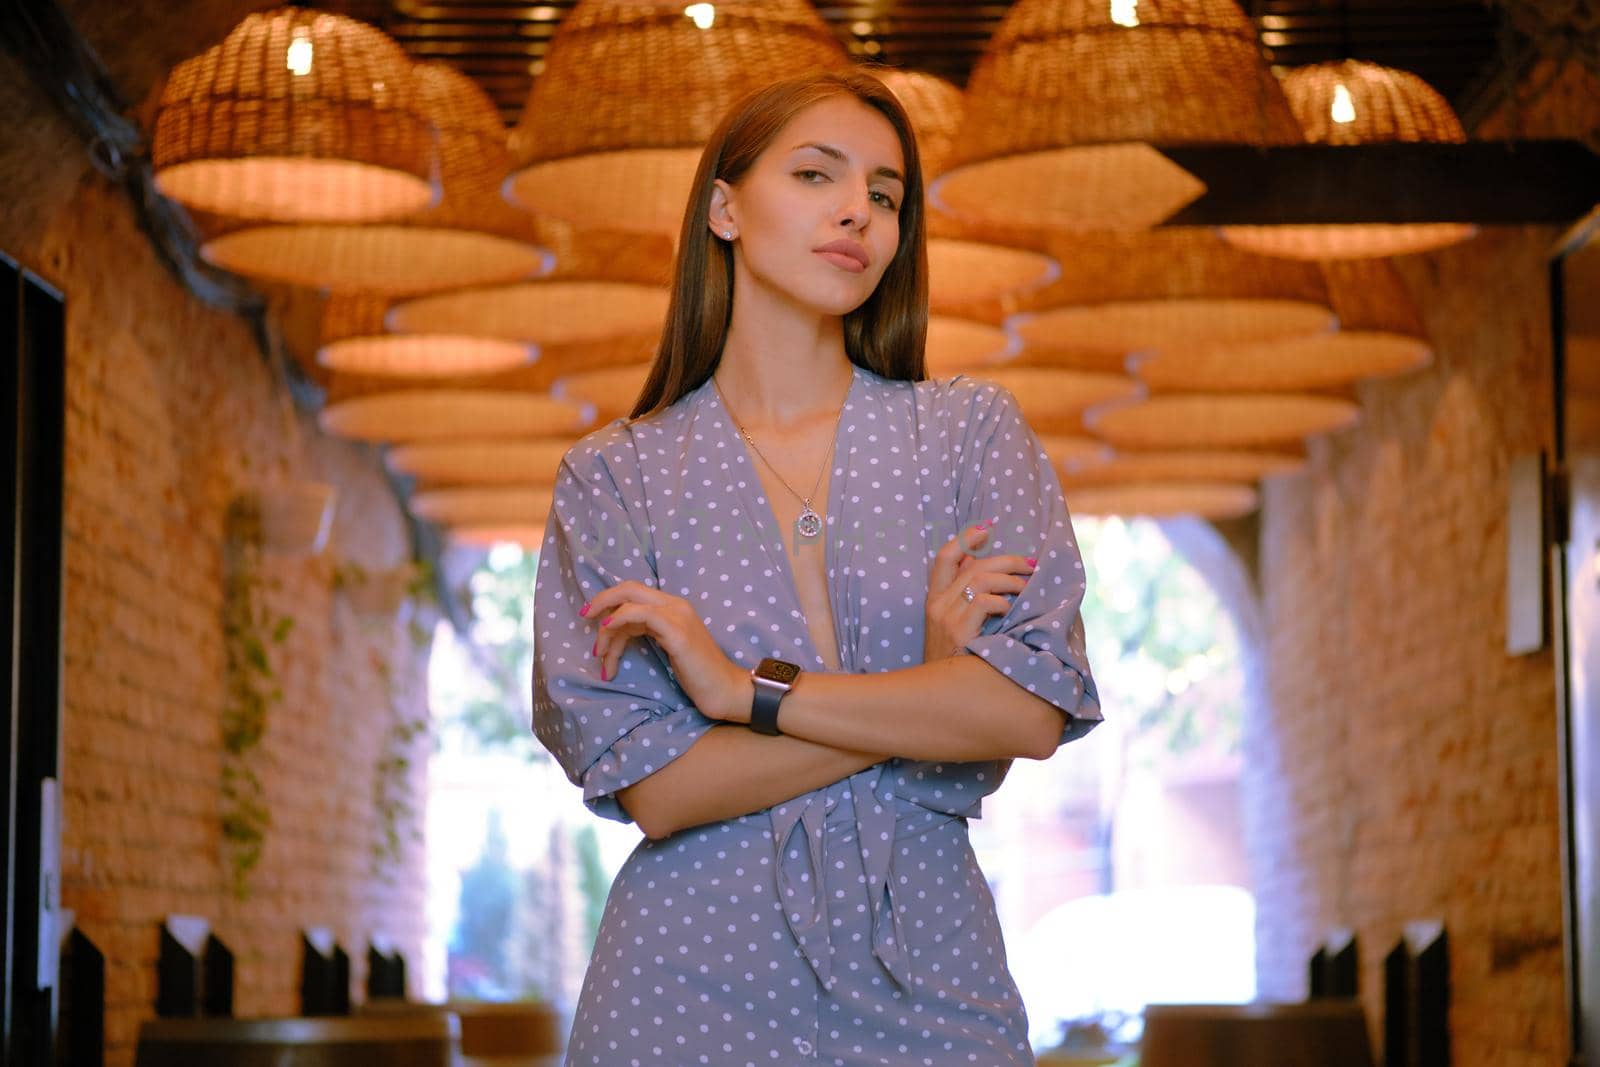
[382,0,1505,127]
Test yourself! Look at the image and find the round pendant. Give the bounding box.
[795,506,823,541]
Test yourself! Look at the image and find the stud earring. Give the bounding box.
[722,230,734,239]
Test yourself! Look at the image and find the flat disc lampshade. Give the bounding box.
[318,390,594,442]
[152,9,435,222]
[315,292,534,377]
[410,486,556,528]
[387,282,670,345]
[1067,483,1261,519]
[933,0,1303,230]
[1012,299,1337,365]
[550,365,653,425]
[503,0,849,234]
[201,223,555,294]
[1129,331,1433,391]
[964,366,1144,432]
[1221,60,1478,259]
[924,317,1015,375]
[1061,448,1306,486]
[1086,393,1360,448]
[386,440,574,487]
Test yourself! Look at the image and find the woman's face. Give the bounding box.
[711,94,907,318]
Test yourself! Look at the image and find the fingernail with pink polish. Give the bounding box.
[600,666,609,681]
[1026,557,1038,567]
[974,521,988,531]
[579,602,590,617]
[601,616,611,627]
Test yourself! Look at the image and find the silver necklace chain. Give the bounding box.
[712,374,846,544]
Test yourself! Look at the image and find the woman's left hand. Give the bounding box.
[583,580,753,724]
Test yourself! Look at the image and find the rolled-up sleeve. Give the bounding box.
[948,377,1102,748]
[531,437,717,824]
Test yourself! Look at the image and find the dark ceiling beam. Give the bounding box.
[1159,142,1600,226]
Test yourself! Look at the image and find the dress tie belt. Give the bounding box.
[769,764,933,992]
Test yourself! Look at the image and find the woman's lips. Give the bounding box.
[815,250,867,274]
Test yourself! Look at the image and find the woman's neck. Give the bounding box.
[715,286,854,431]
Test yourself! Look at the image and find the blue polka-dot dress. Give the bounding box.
[532,365,1102,1065]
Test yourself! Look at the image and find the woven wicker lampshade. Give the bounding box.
[152,9,435,222]
[319,390,594,442]
[992,229,1333,372]
[874,69,1060,309]
[1013,299,1337,367]
[450,525,549,549]
[1040,434,1113,473]
[503,0,849,234]
[386,281,670,345]
[1131,331,1432,391]
[1067,483,1261,519]
[410,486,556,528]
[932,0,1303,231]
[924,317,1015,375]
[315,294,536,378]
[199,63,555,293]
[550,364,654,425]
[1221,60,1478,259]
[387,439,574,487]
[1061,448,1306,487]
[1086,393,1360,448]
[963,366,1144,431]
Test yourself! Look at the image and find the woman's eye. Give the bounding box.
[795,169,827,182]
[871,190,898,210]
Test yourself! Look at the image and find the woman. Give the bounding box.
[532,70,1101,1066]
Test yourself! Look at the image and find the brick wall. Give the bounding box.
[4,61,432,1067]
[1243,224,1565,1066]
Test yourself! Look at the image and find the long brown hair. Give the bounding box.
[627,69,929,422]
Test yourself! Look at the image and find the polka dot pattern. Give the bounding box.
[530,366,1101,1063]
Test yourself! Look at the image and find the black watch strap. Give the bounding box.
[750,679,785,736]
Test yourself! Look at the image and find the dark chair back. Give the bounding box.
[1140,1001,1375,1067]
[134,1014,458,1067]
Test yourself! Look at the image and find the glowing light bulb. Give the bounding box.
[684,3,715,29]
[286,28,314,76]
[1110,0,1139,27]
[1330,83,1357,124]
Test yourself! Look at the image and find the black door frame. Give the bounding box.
[1552,215,1600,1067]
[4,250,66,1066]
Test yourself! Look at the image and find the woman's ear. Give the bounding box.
[708,179,737,240]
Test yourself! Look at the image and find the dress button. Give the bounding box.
[796,1038,813,1055]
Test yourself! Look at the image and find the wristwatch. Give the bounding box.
[749,657,803,736]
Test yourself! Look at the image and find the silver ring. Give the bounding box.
[961,585,976,603]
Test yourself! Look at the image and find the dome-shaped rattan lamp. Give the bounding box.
[875,69,1060,309]
[1067,482,1261,519]
[319,390,594,442]
[315,293,536,378]
[152,9,435,222]
[1085,393,1360,448]
[1221,60,1478,259]
[503,0,849,234]
[549,364,654,426]
[386,281,671,347]
[924,317,1015,375]
[1001,229,1335,373]
[962,366,1145,435]
[199,62,555,293]
[386,439,575,488]
[410,486,556,528]
[932,0,1303,231]
[1061,447,1306,487]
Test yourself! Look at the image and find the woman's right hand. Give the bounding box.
[923,521,1037,662]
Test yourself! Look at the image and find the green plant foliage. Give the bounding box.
[371,648,430,879]
[1076,517,1243,767]
[220,498,294,900]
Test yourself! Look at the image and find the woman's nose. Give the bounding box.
[836,187,871,228]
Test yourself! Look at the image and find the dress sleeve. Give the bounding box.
[947,376,1103,748]
[531,436,718,824]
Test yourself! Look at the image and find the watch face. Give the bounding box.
[758,658,799,683]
